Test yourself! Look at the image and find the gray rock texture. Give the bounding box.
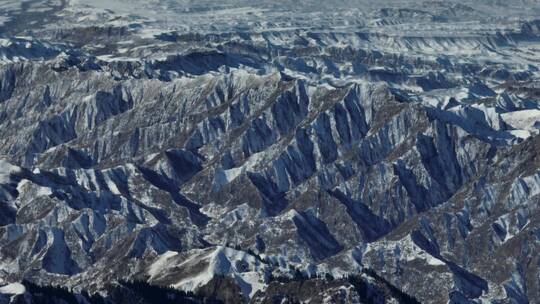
[1,0,540,303]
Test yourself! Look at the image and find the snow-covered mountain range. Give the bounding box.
[0,0,540,303]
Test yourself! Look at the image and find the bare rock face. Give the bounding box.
[0,0,540,303]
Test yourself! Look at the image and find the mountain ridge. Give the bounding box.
[0,0,540,303]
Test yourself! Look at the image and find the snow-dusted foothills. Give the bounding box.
[0,0,540,303]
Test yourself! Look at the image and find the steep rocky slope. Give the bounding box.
[1,0,540,303]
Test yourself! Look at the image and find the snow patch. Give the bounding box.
[149,246,268,298]
[148,251,178,279]
[501,109,540,134]
[401,235,446,266]
[364,235,446,267]
[0,283,26,295]
[222,166,243,183]
[214,151,267,186]
[0,160,21,184]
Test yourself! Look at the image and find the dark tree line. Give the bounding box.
[356,268,421,304]
[18,280,223,304]
[16,266,419,304]
[264,267,420,304]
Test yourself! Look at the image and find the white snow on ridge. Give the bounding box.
[148,250,179,279]
[363,234,446,267]
[400,235,446,266]
[214,151,267,187]
[0,283,26,295]
[148,246,268,298]
[501,109,540,132]
[221,167,243,184]
[0,160,21,184]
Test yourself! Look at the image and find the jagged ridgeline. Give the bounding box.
[0,0,540,303]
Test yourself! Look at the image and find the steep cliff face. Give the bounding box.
[0,0,540,303]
